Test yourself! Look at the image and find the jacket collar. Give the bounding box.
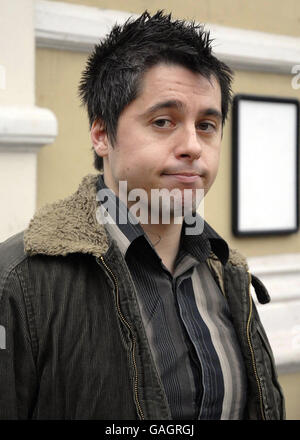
[24,173,249,270]
[24,174,110,258]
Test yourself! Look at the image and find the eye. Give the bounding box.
[152,118,174,128]
[197,122,216,132]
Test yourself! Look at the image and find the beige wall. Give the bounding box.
[36,49,93,205]
[36,0,300,419]
[279,372,300,419]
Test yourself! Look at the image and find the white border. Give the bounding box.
[248,253,300,374]
[0,106,58,149]
[35,0,300,74]
[35,0,134,53]
[248,253,300,303]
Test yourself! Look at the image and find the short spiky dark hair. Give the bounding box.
[79,10,233,170]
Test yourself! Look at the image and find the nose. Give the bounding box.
[175,126,202,161]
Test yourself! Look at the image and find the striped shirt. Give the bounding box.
[97,176,247,420]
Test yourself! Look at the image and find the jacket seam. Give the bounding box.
[0,253,28,301]
[11,263,39,367]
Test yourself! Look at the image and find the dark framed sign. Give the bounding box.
[232,94,299,236]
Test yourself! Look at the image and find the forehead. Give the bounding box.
[135,63,222,110]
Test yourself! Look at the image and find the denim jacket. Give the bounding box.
[0,174,285,419]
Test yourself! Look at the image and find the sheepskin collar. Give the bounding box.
[24,173,248,269]
[24,174,109,258]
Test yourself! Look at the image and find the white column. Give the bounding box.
[0,0,57,242]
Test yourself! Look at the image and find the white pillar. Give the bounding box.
[0,0,57,242]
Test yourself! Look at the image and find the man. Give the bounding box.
[0,11,284,420]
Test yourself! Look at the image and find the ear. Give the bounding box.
[91,119,109,158]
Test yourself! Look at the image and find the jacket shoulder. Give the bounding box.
[227,247,249,269]
[0,231,28,296]
[226,248,271,305]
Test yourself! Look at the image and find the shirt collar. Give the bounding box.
[182,218,229,265]
[96,175,229,266]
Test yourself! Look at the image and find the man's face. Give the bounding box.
[94,63,223,215]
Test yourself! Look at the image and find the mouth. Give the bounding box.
[162,172,202,183]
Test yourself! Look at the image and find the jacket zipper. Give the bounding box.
[98,256,145,420]
[246,270,265,420]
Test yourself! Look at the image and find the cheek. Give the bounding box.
[206,149,221,180]
[113,154,147,184]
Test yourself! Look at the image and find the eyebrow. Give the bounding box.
[144,99,184,115]
[141,99,223,121]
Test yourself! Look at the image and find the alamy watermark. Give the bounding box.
[96,181,205,235]
[291,65,300,90]
[0,325,5,350]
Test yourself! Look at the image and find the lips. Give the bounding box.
[169,172,198,176]
[162,173,201,183]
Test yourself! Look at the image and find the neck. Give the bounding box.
[141,220,183,274]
